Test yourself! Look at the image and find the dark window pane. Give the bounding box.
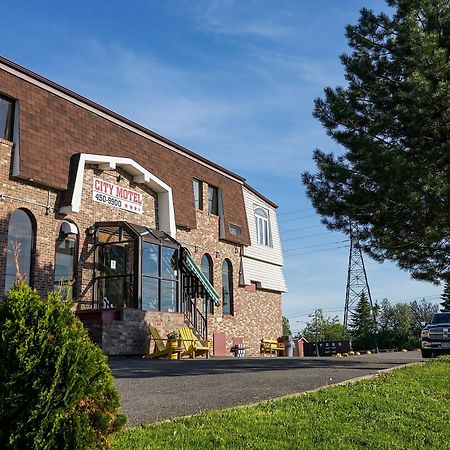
[96,276,132,308]
[97,242,132,276]
[142,277,159,311]
[142,242,159,276]
[193,179,203,210]
[208,186,218,215]
[201,254,214,314]
[222,259,233,315]
[54,236,76,298]
[161,280,177,312]
[161,246,177,280]
[5,209,33,293]
[201,254,212,283]
[0,96,14,141]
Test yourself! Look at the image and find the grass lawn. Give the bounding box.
[112,357,450,450]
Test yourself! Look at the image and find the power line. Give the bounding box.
[283,239,349,254]
[286,307,345,319]
[278,207,312,216]
[280,224,322,234]
[283,244,350,258]
[285,294,442,320]
[283,232,343,242]
[278,213,318,224]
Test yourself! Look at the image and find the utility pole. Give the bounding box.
[314,309,320,357]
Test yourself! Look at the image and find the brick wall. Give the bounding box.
[0,65,250,246]
[0,141,159,302]
[0,74,284,356]
[177,181,283,356]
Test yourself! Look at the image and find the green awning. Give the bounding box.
[182,249,220,306]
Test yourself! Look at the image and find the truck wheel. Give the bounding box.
[421,349,432,358]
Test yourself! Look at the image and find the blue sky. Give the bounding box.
[3,0,443,333]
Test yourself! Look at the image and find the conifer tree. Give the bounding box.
[349,292,377,351]
[303,0,450,284]
[440,282,450,311]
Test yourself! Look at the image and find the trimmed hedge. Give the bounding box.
[0,283,126,449]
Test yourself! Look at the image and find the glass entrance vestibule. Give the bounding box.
[92,221,180,312]
[91,222,219,323]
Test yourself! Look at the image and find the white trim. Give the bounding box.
[0,62,243,184]
[12,99,20,176]
[59,153,176,238]
[60,220,78,235]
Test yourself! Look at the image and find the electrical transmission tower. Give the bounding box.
[343,229,374,327]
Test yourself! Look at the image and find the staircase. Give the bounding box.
[182,291,207,340]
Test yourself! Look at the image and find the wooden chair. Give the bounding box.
[179,326,210,359]
[260,338,285,357]
[144,326,182,360]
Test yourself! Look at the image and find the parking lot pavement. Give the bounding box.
[110,351,422,426]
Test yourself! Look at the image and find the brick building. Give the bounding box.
[0,56,287,356]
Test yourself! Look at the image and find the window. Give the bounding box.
[142,242,179,312]
[96,240,134,308]
[193,178,203,210]
[208,185,219,215]
[222,259,233,315]
[5,209,35,293]
[228,223,242,236]
[0,95,14,141]
[201,254,214,314]
[93,223,180,311]
[255,207,271,246]
[54,221,78,300]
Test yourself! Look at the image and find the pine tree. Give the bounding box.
[303,0,450,284]
[282,316,292,336]
[440,282,450,311]
[349,292,377,351]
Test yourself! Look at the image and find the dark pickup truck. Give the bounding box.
[421,312,450,358]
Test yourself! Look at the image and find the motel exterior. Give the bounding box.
[0,56,287,356]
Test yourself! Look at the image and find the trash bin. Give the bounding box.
[283,335,294,357]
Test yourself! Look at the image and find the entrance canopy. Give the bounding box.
[182,249,220,306]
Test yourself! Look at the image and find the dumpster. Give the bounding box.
[283,335,294,357]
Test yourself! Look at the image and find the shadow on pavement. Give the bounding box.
[109,353,421,379]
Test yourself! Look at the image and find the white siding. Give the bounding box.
[241,186,287,293]
[242,257,288,292]
[242,187,284,265]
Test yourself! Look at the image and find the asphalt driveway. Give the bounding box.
[110,351,422,426]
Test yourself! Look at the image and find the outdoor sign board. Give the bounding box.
[92,177,143,214]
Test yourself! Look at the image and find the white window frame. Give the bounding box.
[255,207,271,246]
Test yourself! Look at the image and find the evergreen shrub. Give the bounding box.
[0,283,126,449]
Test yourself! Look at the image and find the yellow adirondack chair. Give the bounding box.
[179,326,210,359]
[144,326,181,360]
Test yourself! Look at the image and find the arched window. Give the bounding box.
[222,259,233,315]
[255,207,271,246]
[54,221,78,300]
[5,209,35,293]
[201,254,214,314]
[201,254,213,284]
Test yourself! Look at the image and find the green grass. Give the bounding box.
[112,357,450,450]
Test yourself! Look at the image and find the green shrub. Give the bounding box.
[0,283,126,449]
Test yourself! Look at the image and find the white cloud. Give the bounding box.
[188,0,296,40]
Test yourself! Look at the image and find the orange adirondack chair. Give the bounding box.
[179,326,210,359]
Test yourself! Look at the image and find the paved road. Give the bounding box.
[110,351,422,426]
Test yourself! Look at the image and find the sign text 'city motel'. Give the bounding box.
[92,177,143,214]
